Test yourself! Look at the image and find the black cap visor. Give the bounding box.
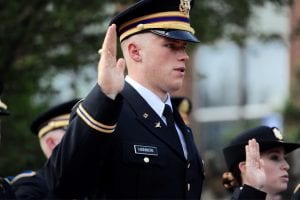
[259,141,300,154]
[223,141,300,171]
[150,29,199,43]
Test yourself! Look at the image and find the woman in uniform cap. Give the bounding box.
[222,125,300,199]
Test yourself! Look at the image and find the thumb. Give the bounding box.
[116,58,126,74]
[259,159,264,169]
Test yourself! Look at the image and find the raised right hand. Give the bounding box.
[243,139,266,191]
[97,24,126,100]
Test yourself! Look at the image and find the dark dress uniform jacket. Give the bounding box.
[0,177,15,199]
[231,185,266,200]
[46,83,205,199]
[10,169,48,199]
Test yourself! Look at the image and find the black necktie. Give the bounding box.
[163,104,183,153]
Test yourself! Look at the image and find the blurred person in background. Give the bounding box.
[30,99,80,159]
[171,96,192,126]
[0,80,15,199]
[222,126,300,200]
[7,99,79,199]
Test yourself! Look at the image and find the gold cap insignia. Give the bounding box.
[179,0,191,16]
[273,128,283,141]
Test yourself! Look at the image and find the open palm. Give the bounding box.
[244,139,266,190]
[98,24,126,100]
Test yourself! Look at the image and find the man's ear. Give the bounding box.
[128,43,141,61]
[45,137,56,151]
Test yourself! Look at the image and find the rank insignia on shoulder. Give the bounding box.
[134,145,158,156]
[9,171,36,184]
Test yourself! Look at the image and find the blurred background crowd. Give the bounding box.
[1,0,300,199]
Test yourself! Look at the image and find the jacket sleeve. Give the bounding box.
[0,177,15,199]
[232,184,266,200]
[45,85,123,199]
[10,169,48,200]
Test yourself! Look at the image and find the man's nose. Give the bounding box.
[178,50,189,61]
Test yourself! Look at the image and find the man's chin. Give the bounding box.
[169,84,183,94]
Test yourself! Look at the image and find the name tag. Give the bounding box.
[134,145,158,156]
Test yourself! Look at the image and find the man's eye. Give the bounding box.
[165,44,186,51]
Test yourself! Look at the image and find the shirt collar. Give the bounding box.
[125,76,172,118]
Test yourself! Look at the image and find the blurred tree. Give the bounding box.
[0,0,131,175]
[0,0,291,176]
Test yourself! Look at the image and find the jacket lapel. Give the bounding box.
[121,83,186,160]
[173,109,194,160]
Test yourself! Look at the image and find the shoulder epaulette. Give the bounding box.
[77,103,116,133]
[8,171,36,184]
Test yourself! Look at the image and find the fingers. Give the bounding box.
[101,24,117,59]
[96,25,125,99]
[116,58,126,73]
[244,139,266,190]
[246,139,260,168]
[259,158,264,169]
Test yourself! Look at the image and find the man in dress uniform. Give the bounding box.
[46,0,205,199]
[0,81,15,199]
[8,99,79,199]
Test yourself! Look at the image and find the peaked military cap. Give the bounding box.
[31,99,80,138]
[109,0,199,43]
[171,96,192,116]
[223,126,300,171]
[0,81,9,116]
